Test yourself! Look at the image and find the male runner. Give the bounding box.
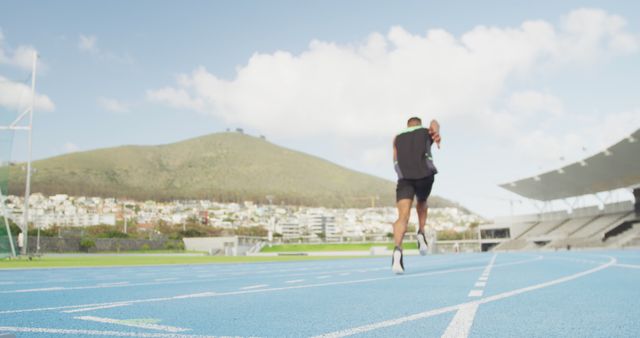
[391,117,441,274]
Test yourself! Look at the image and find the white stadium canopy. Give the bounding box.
[500,128,640,201]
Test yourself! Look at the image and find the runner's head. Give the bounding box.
[407,117,422,127]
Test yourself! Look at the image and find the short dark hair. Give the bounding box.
[407,117,422,126]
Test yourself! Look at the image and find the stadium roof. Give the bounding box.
[499,128,640,201]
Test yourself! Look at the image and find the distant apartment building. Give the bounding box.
[279,218,304,240]
[30,212,116,228]
[303,214,338,241]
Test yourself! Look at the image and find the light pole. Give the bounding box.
[22,166,39,254]
[123,201,128,234]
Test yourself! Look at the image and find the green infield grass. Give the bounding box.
[0,254,366,269]
[261,242,418,252]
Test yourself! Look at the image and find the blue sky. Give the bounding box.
[1,0,639,217]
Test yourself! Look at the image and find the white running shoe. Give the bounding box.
[417,231,429,256]
[391,247,404,274]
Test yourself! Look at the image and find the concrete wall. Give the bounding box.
[182,236,262,256]
[18,237,180,253]
[183,237,239,255]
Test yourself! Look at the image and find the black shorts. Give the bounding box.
[396,176,434,202]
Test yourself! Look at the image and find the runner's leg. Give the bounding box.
[394,199,412,248]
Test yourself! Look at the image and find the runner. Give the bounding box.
[391,116,441,274]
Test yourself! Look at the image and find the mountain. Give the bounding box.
[5,132,460,209]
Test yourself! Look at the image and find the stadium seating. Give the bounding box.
[570,211,634,239]
[492,238,536,251]
[490,207,638,251]
[545,216,597,238]
[520,219,568,239]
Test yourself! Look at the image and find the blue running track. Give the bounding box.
[1,250,639,337]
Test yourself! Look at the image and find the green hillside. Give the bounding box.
[4,132,458,208]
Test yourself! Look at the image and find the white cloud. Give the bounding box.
[0,75,55,112]
[0,29,39,70]
[148,8,637,142]
[77,34,133,64]
[558,8,639,63]
[146,8,639,215]
[507,90,565,117]
[0,29,53,113]
[97,97,130,113]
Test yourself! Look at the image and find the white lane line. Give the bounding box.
[440,303,479,338]
[316,275,331,279]
[239,284,268,290]
[76,316,189,333]
[97,282,130,287]
[467,290,483,297]
[0,265,389,294]
[172,292,217,299]
[312,256,615,338]
[284,279,304,284]
[445,253,496,336]
[12,287,65,293]
[543,256,606,265]
[338,273,350,276]
[62,303,132,313]
[154,278,179,282]
[0,326,227,337]
[0,255,543,315]
[615,263,640,269]
[0,254,486,290]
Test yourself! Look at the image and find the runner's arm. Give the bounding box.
[393,137,398,162]
[429,119,441,148]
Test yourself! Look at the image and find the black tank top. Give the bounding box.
[394,126,438,179]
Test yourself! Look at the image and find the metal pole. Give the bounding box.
[1,191,16,257]
[21,51,37,255]
[123,202,127,234]
[36,221,40,254]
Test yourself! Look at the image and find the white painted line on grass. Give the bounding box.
[440,303,479,338]
[0,326,229,337]
[0,255,543,315]
[239,284,268,290]
[467,290,483,297]
[312,256,615,338]
[75,316,189,333]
